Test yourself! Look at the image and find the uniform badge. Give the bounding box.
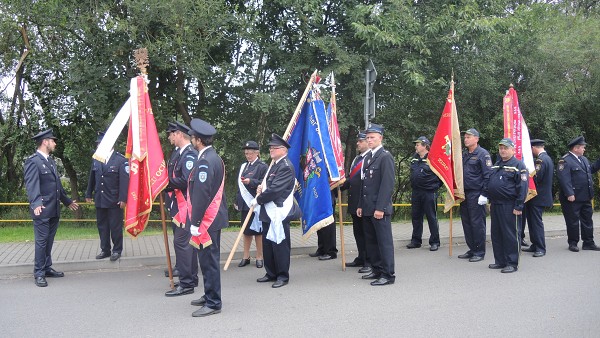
[199,171,207,182]
[486,159,492,167]
[125,165,130,174]
[558,160,565,171]
[521,173,528,181]
[186,161,194,170]
[535,163,541,172]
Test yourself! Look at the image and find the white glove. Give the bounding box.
[477,195,488,205]
[190,225,200,237]
[249,198,258,208]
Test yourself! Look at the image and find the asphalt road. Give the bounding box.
[1,236,599,337]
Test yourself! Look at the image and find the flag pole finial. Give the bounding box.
[134,48,149,75]
[509,83,514,88]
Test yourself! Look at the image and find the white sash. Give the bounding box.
[261,173,295,244]
[237,163,262,232]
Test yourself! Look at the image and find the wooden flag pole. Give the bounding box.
[159,193,174,289]
[224,205,256,271]
[449,207,453,257]
[337,187,346,271]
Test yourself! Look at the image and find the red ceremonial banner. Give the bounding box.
[327,80,346,189]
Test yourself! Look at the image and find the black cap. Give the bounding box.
[267,133,290,149]
[498,138,515,148]
[567,136,586,148]
[174,122,190,135]
[32,129,58,142]
[166,122,178,133]
[188,118,216,138]
[357,131,367,140]
[530,139,546,147]
[462,128,480,137]
[242,141,260,150]
[366,123,384,135]
[95,131,105,143]
[413,136,431,146]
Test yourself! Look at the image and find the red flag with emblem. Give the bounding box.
[327,72,346,189]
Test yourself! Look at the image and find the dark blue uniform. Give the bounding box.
[24,152,73,278]
[166,144,198,289]
[235,158,268,235]
[341,152,369,266]
[409,153,442,247]
[256,156,300,283]
[164,146,180,273]
[557,153,600,247]
[487,157,528,268]
[523,151,554,254]
[187,146,229,310]
[359,147,396,281]
[85,152,129,255]
[460,146,492,258]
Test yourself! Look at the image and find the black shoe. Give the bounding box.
[308,251,323,258]
[361,272,381,280]
[533,251,545,257]
[257,275,276,283]
[521,247,535,253]
[110,252,121,261]
[238,258,250,267]
[521,240,529,247]
[430,244,439,251]
[96,251,110,259]
[192,306,221,317]
[370,277,394,286]
[35,276,48,287]
[358,266,373,274]
[469,256,484,262]
[488,263,505,269]
[45,268,64,278]
[318,254,336,261]
[501,266,518,273]
[345,260,363,267]
[406,242,421,249]
[256,260,263,268]
[272,280,288,288]
[457,252,473,259]
[165,285,194,297]
[568,245,579,252]
[191,296,206,306]
[582,244,600,251]
[164,269,180,277]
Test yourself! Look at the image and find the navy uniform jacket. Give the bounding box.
[410,153,442,191]
[487,156,528,211]
[164,147,180,212]
[341,153,366,215]
[557,152,600,202]
[358,147,395,216]
[256,156,301,222]
[24,152,73,218]
[236,159,268,212]
[166,144,197,218]
[462,145,492,192]
[85,152,129,209]
[188,147,228,231]
[529,151,554,207]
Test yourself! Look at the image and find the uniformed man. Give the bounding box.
[309,190,339,261]
[164,122,199,297]
[164,122,180,277]
[356,123,396,286]
[234,140,268,268]
[407,136,442,251]
[24,129,79,287]
[85,132,129,261]
[251,133,301,288]
[486,138,528,273]
[556,136,600,252]
[522,139,553,257]
[187,118,229,317]
[341,131,371,273]
[458,128,492,262]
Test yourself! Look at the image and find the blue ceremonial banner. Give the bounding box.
[287,90,340,238]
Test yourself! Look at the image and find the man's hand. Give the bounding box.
[567,195,575,202]
[190,225,200,237]
[356,208,362,217]
[249,198,258,208]
[118,201,127,209]
[33,205,45,216]
[513,209,522,215]
[477,195,488,205]
[257,185,263,195]
[374,210,384,219]
[85,198,93,203]
[241,177,250,185]
[68,201,79,211]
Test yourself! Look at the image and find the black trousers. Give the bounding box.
[363,215,395,280]
[316,223,338,257]
[33,216,60,277]
[262,221,291,282]
[173,224,198,288]
[198,229,221,310]
[459,191,487,257]
[559,197,595,246]
[351,213,369,266]
[96,207,123,254]
[524,203,546,253]
[490,204,520,267]
[410,189,440,245]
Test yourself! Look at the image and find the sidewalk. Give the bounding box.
[1,213,595,276]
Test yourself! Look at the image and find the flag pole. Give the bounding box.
[337,187,346,271]
[449,207,453,257]
[223,205,255,271]
[159,193,174,289]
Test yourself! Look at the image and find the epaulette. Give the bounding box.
[283,158,290,166]
[561,154,568,159]
[535,158,543,163]
[28,154,36,159]
[558,159,565,163]
[410,158,419,163]
[185,154,196,160]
